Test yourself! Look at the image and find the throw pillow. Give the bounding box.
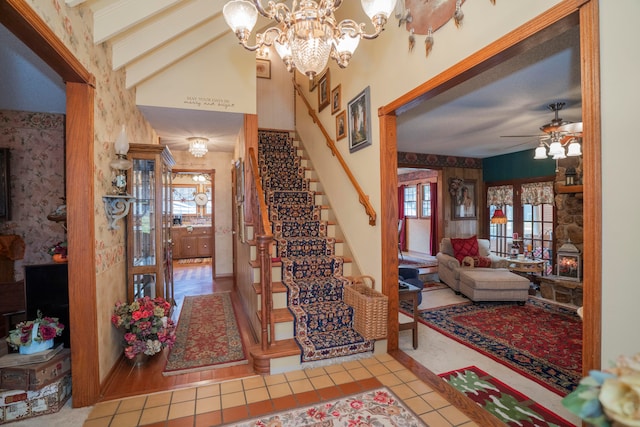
[451,236,479,264]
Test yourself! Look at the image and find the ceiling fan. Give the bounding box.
[501,102,578,138]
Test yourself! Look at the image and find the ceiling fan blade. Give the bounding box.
[500,135,544,138]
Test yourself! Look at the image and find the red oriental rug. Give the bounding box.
[440,366,573,426]
[403,297,582,395]
[163,292,247,375]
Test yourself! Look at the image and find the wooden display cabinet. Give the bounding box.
[126,144,175,303]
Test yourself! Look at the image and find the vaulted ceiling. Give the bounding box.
[1,1,582,158]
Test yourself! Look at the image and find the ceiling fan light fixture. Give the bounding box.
[566,140,582,156]
[533,144,548,159]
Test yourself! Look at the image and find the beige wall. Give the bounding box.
[136,32,256,115]
[296,0,561,292]
[599,0,640,364]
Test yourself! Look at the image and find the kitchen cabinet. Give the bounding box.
[172,226,213,259]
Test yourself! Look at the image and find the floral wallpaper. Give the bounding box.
[0,110,66,281]
[23,0,158,381]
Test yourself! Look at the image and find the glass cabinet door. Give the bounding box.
[126,144,175,303]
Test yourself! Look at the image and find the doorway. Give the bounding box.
[380,2,601,377]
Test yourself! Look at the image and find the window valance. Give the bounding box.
[521,181,554,205]
[487,185,513,207]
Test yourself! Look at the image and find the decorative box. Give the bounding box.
[0,349,71,391]
[0,373,71,424]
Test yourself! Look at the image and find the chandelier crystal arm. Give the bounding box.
[237,26,283,51]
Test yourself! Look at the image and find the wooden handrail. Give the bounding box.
[248,147,274,350]
[293,81,377,226]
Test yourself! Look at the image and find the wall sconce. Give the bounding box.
[103,125,135,229]
[109,125,133,195]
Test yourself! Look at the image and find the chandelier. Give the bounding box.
[222,0,398,78]
[188,137,209,158]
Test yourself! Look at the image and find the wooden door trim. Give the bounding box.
[380,0,601,375]
[172,168,216,278]
[0,0,99,407]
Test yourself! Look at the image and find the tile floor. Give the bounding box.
[82,353,478,427]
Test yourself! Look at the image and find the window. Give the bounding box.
[488,181,554,273]
[421,184,431,217]
[403,186,417,217]
[172,186,197,215]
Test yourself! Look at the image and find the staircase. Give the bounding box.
[249,129,376,372]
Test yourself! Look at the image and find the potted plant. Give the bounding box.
[6,310,65,354]
[111,296,176,364]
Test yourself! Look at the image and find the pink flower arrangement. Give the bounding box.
[6,310,64,350]
[111,296,176,359]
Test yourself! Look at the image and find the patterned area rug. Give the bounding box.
[399,257,438,269]
[259,130,372,362]
[422,282,448,292]
[402,297,581,395]
[228,387,425,426]
[440,366,573,426]
[163,293,247,375]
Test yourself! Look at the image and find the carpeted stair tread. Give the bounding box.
[259,129,373,363]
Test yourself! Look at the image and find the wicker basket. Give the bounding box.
[344,276,388,340]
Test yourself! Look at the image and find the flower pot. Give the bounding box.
[19,327,54,354]
[52,254,67,263]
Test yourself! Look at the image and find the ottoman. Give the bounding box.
[458,268,530,303]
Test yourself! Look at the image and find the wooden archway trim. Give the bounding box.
[1,0,99,407]
[380,0,601,375]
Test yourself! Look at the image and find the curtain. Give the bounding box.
[487,185,514,207]
[397,185,407,251]
[521,181,554,205]
[429,182,438,255]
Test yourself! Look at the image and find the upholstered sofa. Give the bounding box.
[436,237,509,293]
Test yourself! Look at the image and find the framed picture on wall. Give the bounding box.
[451,179,477,220]
[347,86,372,153]
[336,110,346,140]
[317,69,330,112]
[331,84,341,115]
[256,59,271,79]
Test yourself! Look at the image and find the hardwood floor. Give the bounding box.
[99,261,257,402]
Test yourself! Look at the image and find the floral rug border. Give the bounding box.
[226,386,426,426]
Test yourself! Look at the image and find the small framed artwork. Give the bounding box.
[336,110,346,140]
[451,179,477,220]
[256,59,271,79]
[347,86,372,153]
[317,69,330,112]
[331,84,341,115]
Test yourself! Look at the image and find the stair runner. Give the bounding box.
[258,130,374,362]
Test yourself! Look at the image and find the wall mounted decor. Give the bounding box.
[256,58,271,79]
[348,86,372,153]
[317,68,330,112]
[336,110,346,141]
[331,84,341,115]
[450,178,477,220]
